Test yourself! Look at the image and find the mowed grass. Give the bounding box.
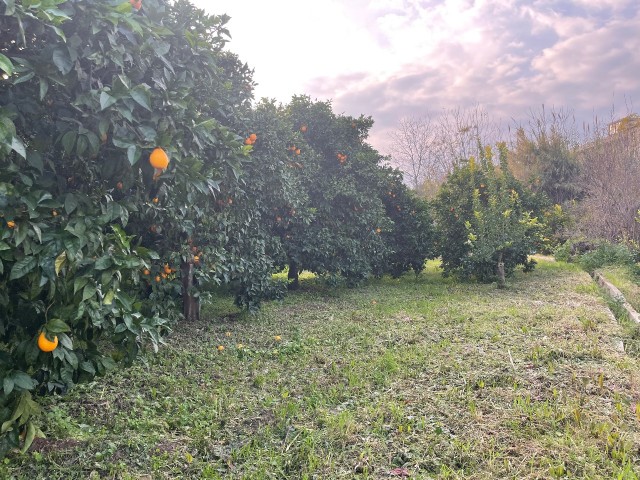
[3,259,640,479]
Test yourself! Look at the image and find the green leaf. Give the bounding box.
[80,361,95,375]
[114,1,132,13]
[46,318,71,334]
[20,421,36,454]
[63,349,78,370]
[64,193,78,214]
[52,47,73,75]
[9,256,37,280]
[76,134,88,156]
[3,377,14,396]
[29,222,42,243]
[0,53,13,75]
[130,85,152,111]
[58,333,73,350]
[13,71,34,85]
[100,92,117,111]
[94,256,112,270]
[4,0,15,16]
[11,136,26,159]
[39,78,49,101]
[11,372,36,391]
[61,130,76,154]
[127,144,139,165]
[103,289,115,305]
[82,283,97,302]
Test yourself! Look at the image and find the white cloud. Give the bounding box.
[191,0,640,153]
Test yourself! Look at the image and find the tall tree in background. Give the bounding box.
[389,116,437,190]
[389,105,501,196]
[577,115,640,242]
[508,107,582,204]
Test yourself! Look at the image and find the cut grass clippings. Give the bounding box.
[2,259,640,479]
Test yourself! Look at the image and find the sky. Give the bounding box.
[192,0,640,154]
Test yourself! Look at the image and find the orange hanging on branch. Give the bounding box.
[149,147,169,169]
[37,332,58,352]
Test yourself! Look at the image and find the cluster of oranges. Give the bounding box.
[337,153,347,164]
[142,263,177,283]
[187,239,203,265]
[287,145,301,155]
[244,133,257,145]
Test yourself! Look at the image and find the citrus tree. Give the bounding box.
[433,143,542,283]
[282,96,390,287]
[377,166,435,277]
[0,0,263,456]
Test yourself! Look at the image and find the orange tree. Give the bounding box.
[281,96,433,287]
[282,96,388,287]
[0,0,266,456]
[377,167,435,277]
[225,99,311,306]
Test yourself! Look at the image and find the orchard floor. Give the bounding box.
[3,259,640,479]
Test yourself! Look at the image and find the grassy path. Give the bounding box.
[3,259,640,479]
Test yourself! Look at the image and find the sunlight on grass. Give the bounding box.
[3,262,640,479]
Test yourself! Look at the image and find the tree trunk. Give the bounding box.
[497,252,506,289]
[288,261,300,290]
[181,261,200,321]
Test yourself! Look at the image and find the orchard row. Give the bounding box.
[0,0,546,456]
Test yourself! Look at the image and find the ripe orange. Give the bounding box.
[249,133,257,142]
[37,332,58,352]
[164,264,172,274]
[300,125,307,133]
[295,149,301,155]
[155,275,161,282]
[161,272,168,279]
[193,255,200,264]
[149,148,169,169]
[143,269,150,275]
[7,220,15,229]
[130,0,142,10]
[153,197,159,204]
[244,138,252,145]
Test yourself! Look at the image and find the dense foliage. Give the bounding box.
[0,0,269,455]
[0,0,439,457]
[433,143,542,284]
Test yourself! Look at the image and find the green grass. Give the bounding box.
[598,265,640,314]
[3,259,640,479]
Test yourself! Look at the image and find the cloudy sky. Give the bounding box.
[192,0,640,154]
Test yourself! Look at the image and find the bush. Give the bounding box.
[554,239,636,272]
[578,242,636,272]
